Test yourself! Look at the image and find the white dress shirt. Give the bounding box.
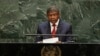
[50,19,60,33]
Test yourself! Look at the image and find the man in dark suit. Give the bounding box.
[35,6,72,43]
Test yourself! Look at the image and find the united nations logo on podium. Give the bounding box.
[41,45,61,56]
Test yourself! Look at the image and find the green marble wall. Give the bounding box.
[0,0,100,43]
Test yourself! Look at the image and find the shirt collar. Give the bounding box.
[50,19,60,26]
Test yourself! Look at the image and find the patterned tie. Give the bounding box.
[51,23,56,37]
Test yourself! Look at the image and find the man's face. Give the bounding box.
[47,11,59,24]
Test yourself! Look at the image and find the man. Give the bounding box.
[35,6,72,43]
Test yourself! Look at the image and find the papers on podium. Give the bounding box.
[43,37,59,43]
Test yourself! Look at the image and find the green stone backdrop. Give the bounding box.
[0,0,100,43]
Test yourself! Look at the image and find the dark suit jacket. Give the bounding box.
[35,19,72,43]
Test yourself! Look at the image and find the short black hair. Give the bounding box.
[47,6,59,14]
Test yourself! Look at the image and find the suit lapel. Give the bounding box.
[47,22,51,34]
[56,20,63,34]
[45,21,51,38]
[56,20,63,41]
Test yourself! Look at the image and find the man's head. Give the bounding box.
[47,6,60,24]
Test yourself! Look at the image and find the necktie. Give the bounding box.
[51,23,56,37]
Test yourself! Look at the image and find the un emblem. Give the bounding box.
[41,45,61,56]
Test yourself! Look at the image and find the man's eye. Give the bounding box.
[54,14,56,16]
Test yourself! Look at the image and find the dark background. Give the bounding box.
[0,44,100,56]
[0,43,100,56]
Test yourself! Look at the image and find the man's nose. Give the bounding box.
[51,15,55,18]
